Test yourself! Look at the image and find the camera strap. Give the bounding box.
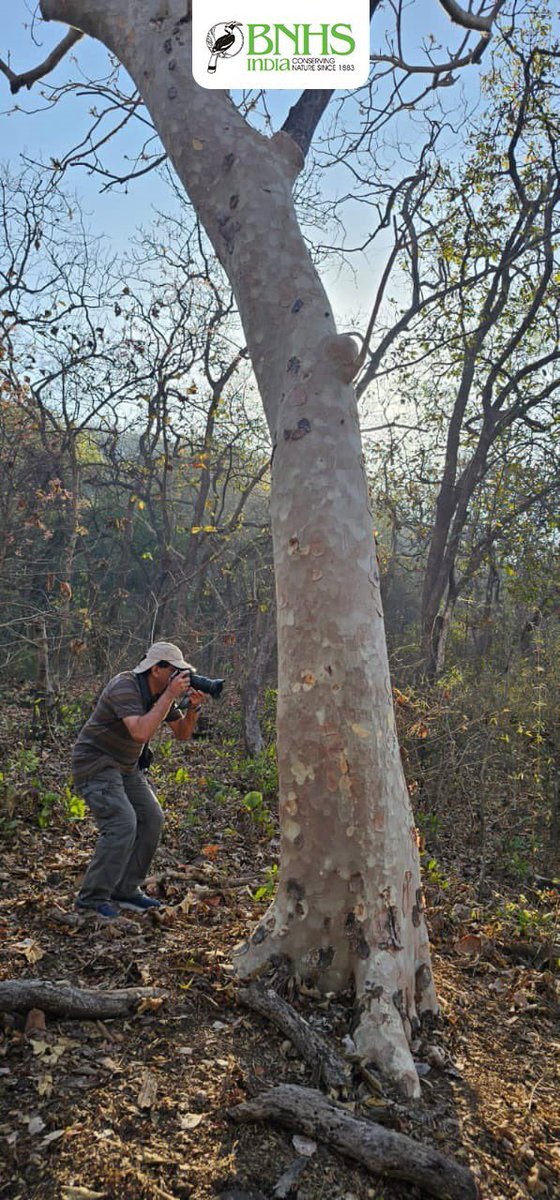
[135,670,155,770]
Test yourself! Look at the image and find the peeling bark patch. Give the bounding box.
[168,59,176,70]
[402,870,412,916]
[318,946,334,970]
[415,964,432,998]
[168,86,177,99]
[252,925,266,945]
[416,887,425,912]
[380,905,403,951]
[368,984,383,1001]
[291,299,304,313]
[291,386,308,406]
[356,936,370,959]
[284,419,311,442]
[392,989,405,1017]
[217,215,240,253]
[163,38,173,52]
[344,912,370,959]
[229,194,239,209]
[287,356,300,375]
[286,879,305,900]
[412,905,422,928]
[223,152,236,172]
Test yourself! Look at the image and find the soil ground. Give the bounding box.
[0,708,558,1200]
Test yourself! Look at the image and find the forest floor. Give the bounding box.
[0,704,559,1200]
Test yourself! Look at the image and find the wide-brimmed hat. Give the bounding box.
[132,641,195,674]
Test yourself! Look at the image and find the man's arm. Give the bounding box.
[123,672,191,743]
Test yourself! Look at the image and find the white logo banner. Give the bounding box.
[192,1,370,90]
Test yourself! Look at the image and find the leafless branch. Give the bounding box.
[0,29,83,95]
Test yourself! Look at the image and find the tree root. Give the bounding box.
[235,928,437,1099]
[238,983,350,1092]
[0,979,168,1018]
[229,1084,479,1200]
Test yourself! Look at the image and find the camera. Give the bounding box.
[172,668,224,704]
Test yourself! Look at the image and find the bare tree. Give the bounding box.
[356,27,560,673]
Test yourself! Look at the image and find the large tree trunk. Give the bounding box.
[41,0,437,1096]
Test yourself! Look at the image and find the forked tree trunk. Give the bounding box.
[41,0,437,1096]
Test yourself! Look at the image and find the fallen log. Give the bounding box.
[0,979,168,1019]
[229,1084,479,1200]
[238,984,350,1092]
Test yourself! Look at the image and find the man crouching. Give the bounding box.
[72,641,207,919]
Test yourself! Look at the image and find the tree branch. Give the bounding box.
[281,2,384,157]
[0,29,83,95]
[437,0,496,33]
[230,1084,479,1200]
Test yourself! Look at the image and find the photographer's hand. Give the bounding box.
[168,687,208,741]
[166,670,192,701]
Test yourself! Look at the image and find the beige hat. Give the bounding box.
[133,641,195,674]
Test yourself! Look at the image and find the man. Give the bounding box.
[72,641,207,919]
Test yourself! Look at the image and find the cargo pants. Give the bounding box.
[76,767,164,906]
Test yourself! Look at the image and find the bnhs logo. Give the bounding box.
[192,1,370,91]
[206,21,244,74]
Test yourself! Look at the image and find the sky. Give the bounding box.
[1,2,489,321]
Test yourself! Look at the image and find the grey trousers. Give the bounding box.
[76,767,164,905]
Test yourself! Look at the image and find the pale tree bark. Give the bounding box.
[39,0,438,1095]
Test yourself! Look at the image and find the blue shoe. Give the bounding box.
[76,900,120,920]
[113,891,161,912]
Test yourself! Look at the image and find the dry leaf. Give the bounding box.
[455,934,482,958]
[37,1074,53,1098]
[137,1070,158,1109]
[25,1008,47,1038]
[27,1115,46,1135]
[61,1187,108,1199]
[13,938,45,964]
[179,1112,204,1130]
[202,844,220,859]
[40,1129,65,1148]
[137,995,165,1015]
[292,1134,317,1157]
[32,1038,71,1065]
[99,1057,122,1073]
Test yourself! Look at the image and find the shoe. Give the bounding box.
[76,900,120,920]
[113,891,161,912]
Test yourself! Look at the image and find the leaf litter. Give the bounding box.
[0,729,558,1200]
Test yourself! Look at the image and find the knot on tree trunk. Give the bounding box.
[321,334,361,383]
[270,131,305,181]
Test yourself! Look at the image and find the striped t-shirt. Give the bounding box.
[72,671,181,785]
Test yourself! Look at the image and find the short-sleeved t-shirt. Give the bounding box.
[72,671,181,785]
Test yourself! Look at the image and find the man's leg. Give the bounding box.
[77,769,137,907]
[113,769,164,899]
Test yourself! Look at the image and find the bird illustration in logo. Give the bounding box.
[206,21,244,73]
